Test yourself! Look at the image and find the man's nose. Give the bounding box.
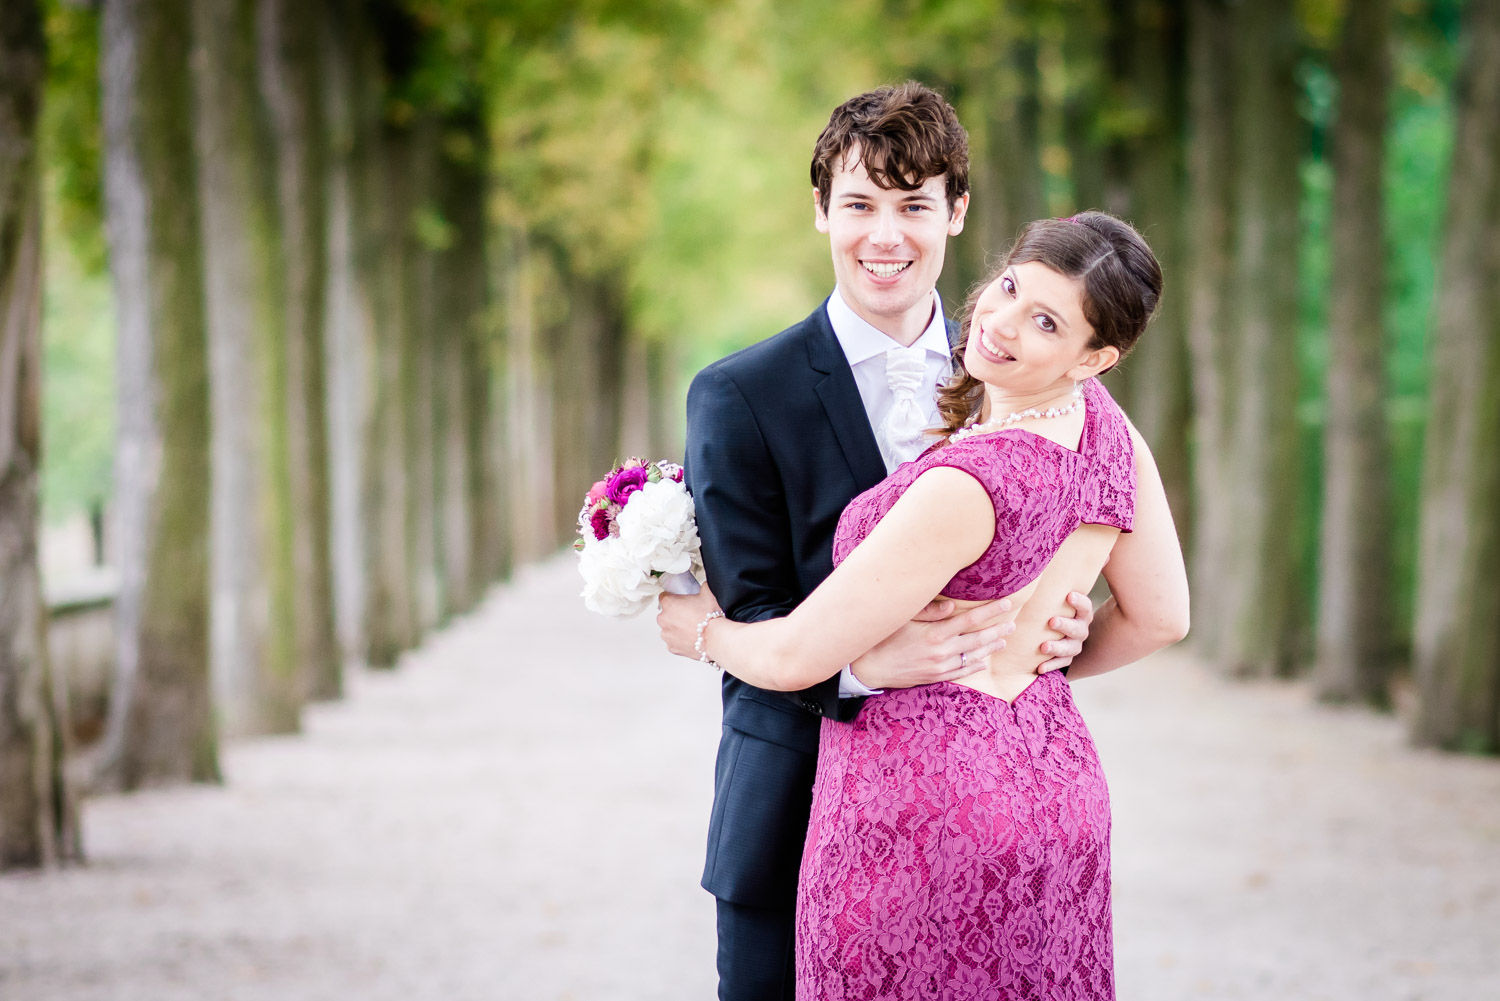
[870,208,904,247]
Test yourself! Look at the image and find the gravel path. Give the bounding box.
[2,555,1497,1000]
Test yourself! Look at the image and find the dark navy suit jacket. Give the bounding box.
[684,298,959,908]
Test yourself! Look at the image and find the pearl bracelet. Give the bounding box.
[695,610,726,670]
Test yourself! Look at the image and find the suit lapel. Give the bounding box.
[945,314,963,355]
[805,300,889,491]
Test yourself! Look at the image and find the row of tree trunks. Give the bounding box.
[0,0,81,867]
[1411,0,1500,752]
[1314,0,1398,704]
[99,0,217,788]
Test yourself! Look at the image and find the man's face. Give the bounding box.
[814,149,968,340]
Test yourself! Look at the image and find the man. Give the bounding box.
[665,82,1093,1000]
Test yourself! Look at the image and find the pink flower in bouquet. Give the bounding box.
[586,480,608,504]
[606,465,649,505]
[589,506,612,541]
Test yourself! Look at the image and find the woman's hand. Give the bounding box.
[657,583,723,659]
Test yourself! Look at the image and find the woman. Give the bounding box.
[661,211,1189,999]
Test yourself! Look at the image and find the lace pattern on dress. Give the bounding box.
[830,378,1135,601]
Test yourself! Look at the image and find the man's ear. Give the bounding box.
[947,191,970,236]
[1067,344,1121,381]
[814,188,830,234]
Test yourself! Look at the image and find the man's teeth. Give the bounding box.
[862,261,912,278]
[982,333,1013,360]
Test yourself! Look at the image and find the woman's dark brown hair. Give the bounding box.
[810,81,969,214]
[934,211,1164,439]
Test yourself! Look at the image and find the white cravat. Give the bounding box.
[877,345,931,472]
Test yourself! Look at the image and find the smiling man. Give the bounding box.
[666,83,1094,1001]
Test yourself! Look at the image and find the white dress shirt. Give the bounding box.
[827,286,953,470]
[826,286,953,697]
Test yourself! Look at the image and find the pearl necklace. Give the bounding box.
[949,382,1085,444]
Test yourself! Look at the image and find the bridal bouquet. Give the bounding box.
[574,458,704,617]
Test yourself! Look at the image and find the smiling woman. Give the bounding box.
[937,211,1163,441]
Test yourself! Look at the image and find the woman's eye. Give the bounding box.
[1036,315,1056,333]
[1001,276,1015,295]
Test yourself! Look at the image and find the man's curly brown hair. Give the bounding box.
[811,81,970,215]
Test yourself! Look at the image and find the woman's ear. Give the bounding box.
[1067,345,1121,381]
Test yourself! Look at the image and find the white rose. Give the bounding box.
[577,534,657,618]
[615,479,701,577]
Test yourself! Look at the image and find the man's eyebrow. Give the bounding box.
[1008,269,1072,329]
[835,189,941,203]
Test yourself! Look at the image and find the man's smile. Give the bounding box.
[860,260,913,279]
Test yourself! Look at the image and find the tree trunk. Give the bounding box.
[363,120,418,666]
[1410,0,1500,752]
[548,264,626,539]
[192,0,299,735]
[1062,0,1108,213]
[646,337,682,462]
[0,0,81,867]
[404,120,442,631]
[258,0,339,701]
[1217,0,1304,676]
[1314,0,1398,704]
[470,220,508,590]
[320,0,378,669]
[433,112,489,614]
[1183,0,1237,657]
[1106,0,1192,550]
[502,225,555,563]
[98,0,218,787]
[959,15,1046,301]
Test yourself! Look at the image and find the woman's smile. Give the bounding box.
[977,329,1015,363]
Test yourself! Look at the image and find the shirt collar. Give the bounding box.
[827,286,950,367]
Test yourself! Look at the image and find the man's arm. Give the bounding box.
[682,366,844,713]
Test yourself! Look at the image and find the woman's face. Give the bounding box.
[964,260,1112,393]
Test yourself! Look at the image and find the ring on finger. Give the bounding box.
[960,651,967,670]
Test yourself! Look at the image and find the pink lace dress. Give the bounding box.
[795,377,1135,1001]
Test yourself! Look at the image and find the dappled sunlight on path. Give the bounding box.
[2,555,1497,999]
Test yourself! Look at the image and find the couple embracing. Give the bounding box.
[656,81,1190,1001]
